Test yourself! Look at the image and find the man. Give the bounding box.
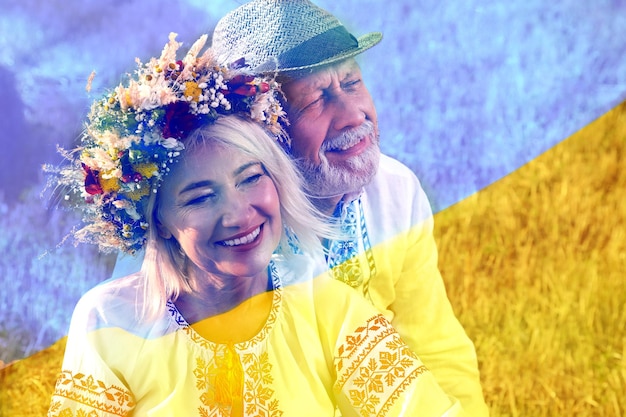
[210,1,489,415]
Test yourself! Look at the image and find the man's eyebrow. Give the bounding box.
[178,161,261,195]
[292,83,323,98]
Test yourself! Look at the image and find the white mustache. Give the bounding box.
[320,121,376,152]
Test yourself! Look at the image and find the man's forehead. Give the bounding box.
[284,59,361,92]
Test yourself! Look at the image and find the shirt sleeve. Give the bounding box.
[363,157,489,417]
[315,278,464,417]
[390,183,489,417]
[48,296,136,416]
[388,211,488,417]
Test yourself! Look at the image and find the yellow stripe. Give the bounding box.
[434,101,626,416]
[0,337,67,416]
[5,100,625,416]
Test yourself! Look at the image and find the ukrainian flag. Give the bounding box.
[1,1,625,416]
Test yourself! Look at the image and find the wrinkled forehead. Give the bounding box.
[280,58,361,93]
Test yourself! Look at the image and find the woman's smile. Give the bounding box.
[217,224,263,248]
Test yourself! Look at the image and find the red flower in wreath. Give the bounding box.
[162,101,198,140]
[82,163,103,195]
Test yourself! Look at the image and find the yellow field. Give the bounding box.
[1,102,624,416]
[435,101,626,416]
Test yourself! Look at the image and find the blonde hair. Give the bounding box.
[139,115,337,320]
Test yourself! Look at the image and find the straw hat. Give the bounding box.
[212,0,382,73]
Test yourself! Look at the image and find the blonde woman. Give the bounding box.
[47,34,462,416]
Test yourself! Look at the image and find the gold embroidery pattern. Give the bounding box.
[242,352,283,417]
[48,370,134,417]
[334,315,428,417]
[185,263,284,416]
[193,349,283,417]
[194,345,244,416]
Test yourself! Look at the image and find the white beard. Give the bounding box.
[294,121,380,198]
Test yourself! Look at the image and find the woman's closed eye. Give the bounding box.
[184,192,216,207]
[240,173,263,186]
[237,163,268,188]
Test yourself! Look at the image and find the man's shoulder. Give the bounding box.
[364,153,425,201]
[376,154,418,180]
[360,154,434,237]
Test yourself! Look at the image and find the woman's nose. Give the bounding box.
[220,191,252,228]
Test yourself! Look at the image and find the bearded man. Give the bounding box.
[208,1,489,415]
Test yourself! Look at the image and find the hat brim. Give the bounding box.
[256,32,383,74]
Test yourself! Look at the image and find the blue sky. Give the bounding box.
[1,0,625,210]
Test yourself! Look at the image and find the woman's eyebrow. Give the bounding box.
[233,161,262,176]
[178,180,215,195]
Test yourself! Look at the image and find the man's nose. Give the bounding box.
[331,93,366,133]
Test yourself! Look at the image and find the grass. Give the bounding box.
[0,338,67,417]
[435,101,626,416]
[1,102,625,416]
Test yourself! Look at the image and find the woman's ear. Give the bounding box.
[156,218,172,239]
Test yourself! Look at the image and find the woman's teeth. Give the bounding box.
[221,226,261,247]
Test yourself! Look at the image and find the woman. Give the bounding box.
[47,33,462,416]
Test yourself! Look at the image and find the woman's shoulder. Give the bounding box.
[76,273,143,310]
[69,273,170,337]
[314,276,368,302]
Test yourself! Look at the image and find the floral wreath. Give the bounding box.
[46,33,288,255]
